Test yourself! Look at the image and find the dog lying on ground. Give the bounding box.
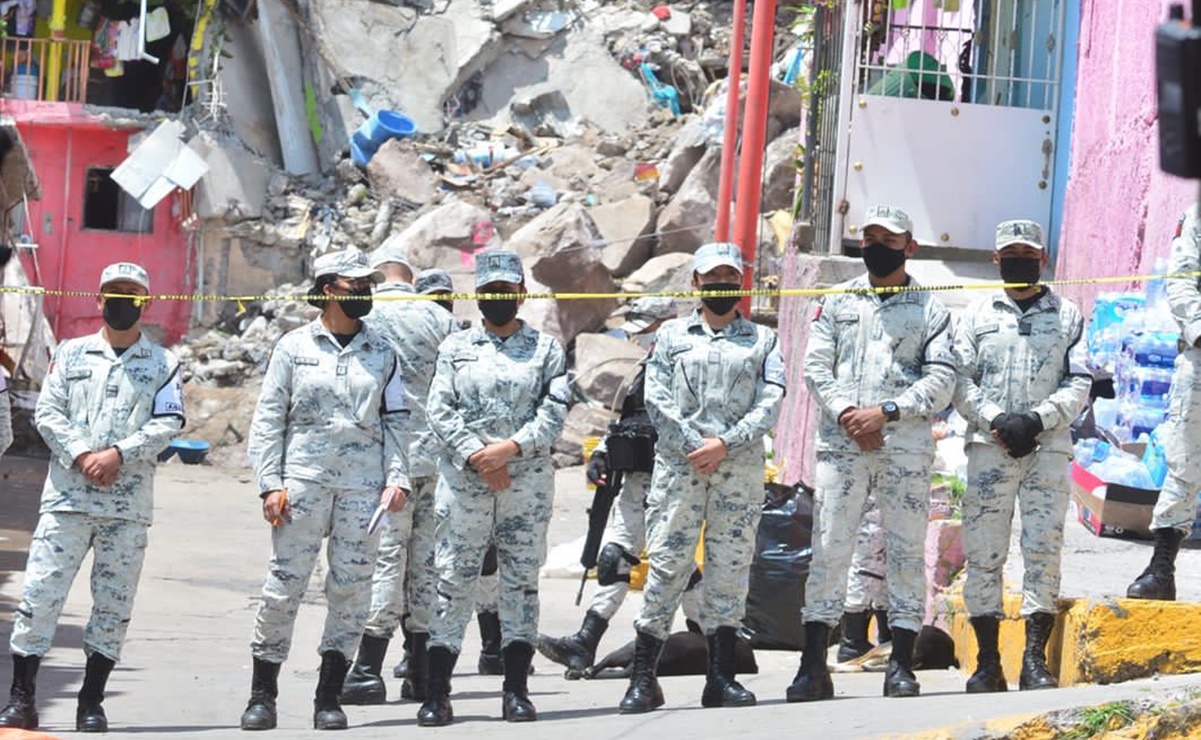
[581,630,759,679]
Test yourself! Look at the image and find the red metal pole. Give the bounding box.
[732,0,777,315]
[714,0,747,243]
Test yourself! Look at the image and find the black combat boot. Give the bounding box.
[965,616,1007,693]
[76,652,116,732]
[1127,528,1185,601]
[393,624,413,679]
[476,611,503,675]
[785,622,834,702]
[883,628,920,697]
[417,646,458,727]
[836,611,874,663]
[313,650,350,730]
[1019,612,1058,690]
[341,634,389,705]
[239,657,281,731]
[0,654,40,729]
[874,609,892,644]
[618,632,665,714]
[537,610,609,678]
[501,641,537,722]
[701,626,756,708]
[401,632,430,700]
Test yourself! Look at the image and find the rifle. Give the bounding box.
[575,469,624,606]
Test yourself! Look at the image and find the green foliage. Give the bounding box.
[1058,702,1136,740]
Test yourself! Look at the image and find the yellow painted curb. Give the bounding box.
[940,591,1201,687]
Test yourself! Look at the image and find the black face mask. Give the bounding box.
[435,300,454,313]
[103,297,142,331]
[700,282,741,316]
[999,256,1042,286]
[862,242,908,278]
[478,294,519,325]
[339,285,374,319]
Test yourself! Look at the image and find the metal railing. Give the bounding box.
[853,0,1065,110]
[1,37,91,104]
[800,2,846,256]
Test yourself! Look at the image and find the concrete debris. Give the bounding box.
[620,251,695,299]
[551,402,618,468]
[366,139,439,206]
[573,332,647,410]
[590,194,656,277]
[655,145,720,254]
[762,126,801,213]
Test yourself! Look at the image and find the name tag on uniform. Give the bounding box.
[106,385,119,398]
[293,357,319,367]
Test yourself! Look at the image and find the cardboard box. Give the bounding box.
[1069,460,1158,539]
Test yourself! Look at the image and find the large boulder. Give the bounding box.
[366,139,437,206]
[656,147,720,254]
[762,128,801,214]
[621,252,695,306]
[573,332,646,409]
[589,194,656,277]
[552,403,618,468]
[391,200,499,271]
[508,203,617,346]
[657,116,711,195]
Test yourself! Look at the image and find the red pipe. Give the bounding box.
[713,0,746,243]
[732,0,777,315]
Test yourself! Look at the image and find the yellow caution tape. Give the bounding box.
[0,270,1197,305]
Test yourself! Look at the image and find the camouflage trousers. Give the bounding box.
[635,455,761,641]
[1153,347,1201,533]
[803,451,931,634]
[963,443,1070,617]
[588,470,703,624]
[845,493,889,613]
[251,479,380,663]
[428,460,554,653]
[10,512,148,661]
[364,476,436,639]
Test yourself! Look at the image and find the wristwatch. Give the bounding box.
[881,401,900,422]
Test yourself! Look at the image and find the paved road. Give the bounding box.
[1,455,1199,738]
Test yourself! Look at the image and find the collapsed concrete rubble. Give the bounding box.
[177,0,811,466]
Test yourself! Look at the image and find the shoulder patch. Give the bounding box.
[548,374,570,404]
[1176,216,1185,240]
[763,346,786,388]
[382,362,408,414]
[153,368,185,419]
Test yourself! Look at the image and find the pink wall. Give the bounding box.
[1056,0,1197,312]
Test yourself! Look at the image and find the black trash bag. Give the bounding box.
[740,480,814,651]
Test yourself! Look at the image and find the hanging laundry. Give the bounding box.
[145,6,170,42]
[116,18,141,61]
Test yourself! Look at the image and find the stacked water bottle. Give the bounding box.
[1077,259,1180,494]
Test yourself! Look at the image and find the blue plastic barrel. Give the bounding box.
[351,130,376,167]
[358,110,417,149]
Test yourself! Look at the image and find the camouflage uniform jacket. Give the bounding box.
[34,331,184,524]
[804,275,955,454]
[954,289,1092,454]
[1168,205,1201,346]
[249,319,410,495]
[644,309,785,465]
[427,322,567,471]
[366,281,457,478]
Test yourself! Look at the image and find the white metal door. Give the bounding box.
[831,0,1066,251]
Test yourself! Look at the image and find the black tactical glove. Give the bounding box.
[994,412,1044,459]
[586,450,609,486]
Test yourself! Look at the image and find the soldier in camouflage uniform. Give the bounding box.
[419,249,567,726]
[839,496,891,662]
[339,241,457,706]
[0,366,11,460]
[240,249,411,732]
[1128,204,1201,602]
[620,242,785,714]
[0,263,185,733]
[538,297,706,678]
[788,206,955,703]
[953,219,1091,693]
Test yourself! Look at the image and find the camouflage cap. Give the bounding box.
[995,219,1045,251]
[313,249,384,283]
[99,262,150,293]
[474,249,524,288]
[693,242,744,275]
[416,268,454,295]
[619,295,678,334]
[862,205,913,235]
[370,236,414,271]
